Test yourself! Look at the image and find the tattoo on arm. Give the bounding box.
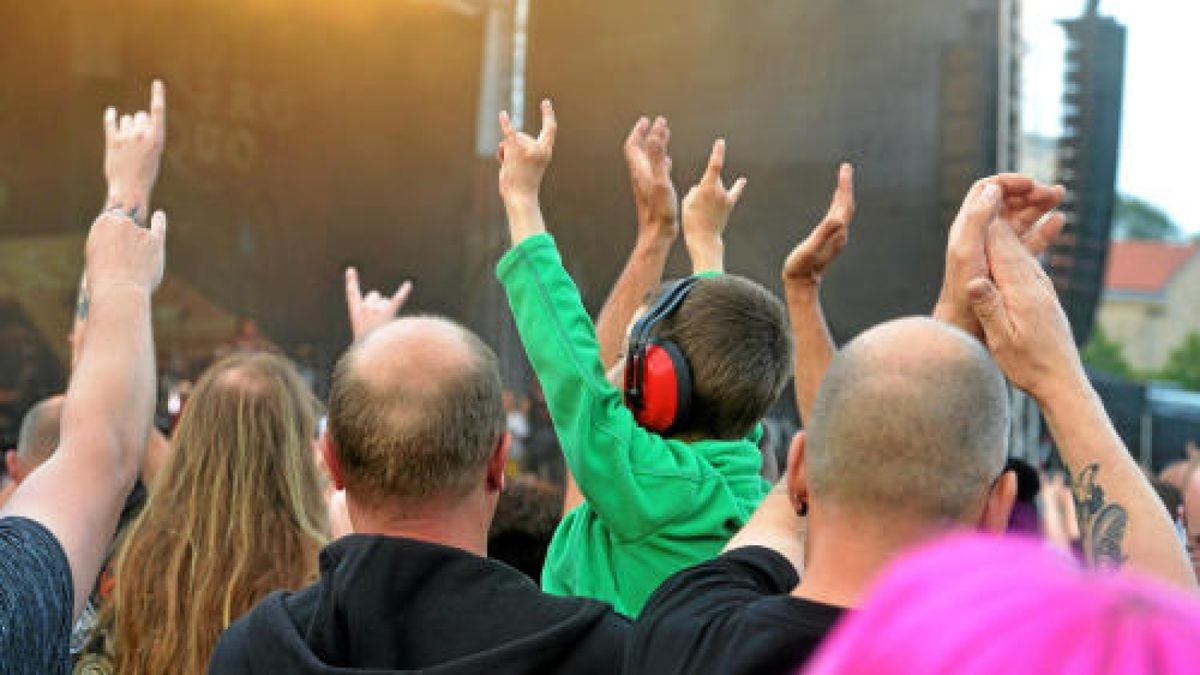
[103,201,143,225]
[75,284,89,321]
[1071,463,1129,569]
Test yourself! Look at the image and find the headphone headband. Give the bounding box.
[630,277,699,348]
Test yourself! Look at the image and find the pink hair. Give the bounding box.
[806,534,1200,675]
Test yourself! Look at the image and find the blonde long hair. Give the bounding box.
[99,352,327,674]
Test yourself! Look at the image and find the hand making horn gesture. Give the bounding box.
[103,79,167,225]
[497,100,557,205]
[681,138,748,273]
[497,99,558,244]
[344,267,413,341]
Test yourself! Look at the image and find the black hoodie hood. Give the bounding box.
[210,535,628,674]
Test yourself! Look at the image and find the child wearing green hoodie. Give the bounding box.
[494,102,793,617]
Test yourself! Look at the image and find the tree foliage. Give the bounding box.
[1113,194,1181,242]
[1081,325,1133,379]
[1160,332,1200,392]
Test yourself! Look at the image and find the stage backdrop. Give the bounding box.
[524,0,1011,343]
[0,0,1009,417]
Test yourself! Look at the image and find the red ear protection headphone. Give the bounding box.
[624,277,698,434]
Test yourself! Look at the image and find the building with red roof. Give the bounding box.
[1098,240,1200,370]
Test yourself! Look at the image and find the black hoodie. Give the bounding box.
[209,535,629,674]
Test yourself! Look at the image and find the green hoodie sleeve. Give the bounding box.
[497,234,718,541]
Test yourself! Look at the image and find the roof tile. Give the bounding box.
[1104,240,1199,293]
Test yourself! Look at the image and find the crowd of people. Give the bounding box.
[1,80,1199,675]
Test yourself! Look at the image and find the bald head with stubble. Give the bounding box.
[805,317,1010,524]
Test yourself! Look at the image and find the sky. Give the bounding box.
[1023,1,1200,235]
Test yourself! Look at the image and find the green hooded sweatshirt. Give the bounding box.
[497,234,771,617]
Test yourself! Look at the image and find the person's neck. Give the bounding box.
[0,477,16,508]
[348,495,491,557]
[793,511,939,609]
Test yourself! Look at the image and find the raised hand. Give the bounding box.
[344,267,412,341]
[497,100,557,245]
[497,100,557,205]
[783,163,855,289]
[964,184,1082,401]
[624,116,679,244]
[85,210,168,294]
[681,139,747,273]
[934,174,1066,337]
[782,164,854,424]
[103,80,167,225]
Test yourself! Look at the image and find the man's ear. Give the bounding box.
[320,434,345,491]
[981,469,1018,534]
[486,432,511,493]
[785,432,809,515]
[5,450,25,484]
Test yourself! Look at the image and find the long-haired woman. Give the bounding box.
[77,351,328,674]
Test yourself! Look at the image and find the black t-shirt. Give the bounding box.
[626,546,846,675]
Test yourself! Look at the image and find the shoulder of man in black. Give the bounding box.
[210,534,630,675]
[626,546,846,675]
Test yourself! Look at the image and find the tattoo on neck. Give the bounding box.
[1072,463,1128,569]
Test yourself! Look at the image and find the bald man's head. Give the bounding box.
[806,318,1009,524]
[15,395,64,467]
[328,317,505,509]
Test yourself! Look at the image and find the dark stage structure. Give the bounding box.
[1047,0,1127,347]
[523,0,1017,340]
[0,0,1019,435]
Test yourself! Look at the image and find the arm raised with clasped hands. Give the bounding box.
[964,184,1195,589]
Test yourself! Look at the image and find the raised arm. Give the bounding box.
[595,116,679,369]
[72,82,169,490]
[965,186,1195,589]
[73,80,167,361]
[781,163,854,424]
[1,210,166,618]
[680,139,747,274]
[581,116,679,514]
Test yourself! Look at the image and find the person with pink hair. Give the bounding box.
[807,533,1200,675]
